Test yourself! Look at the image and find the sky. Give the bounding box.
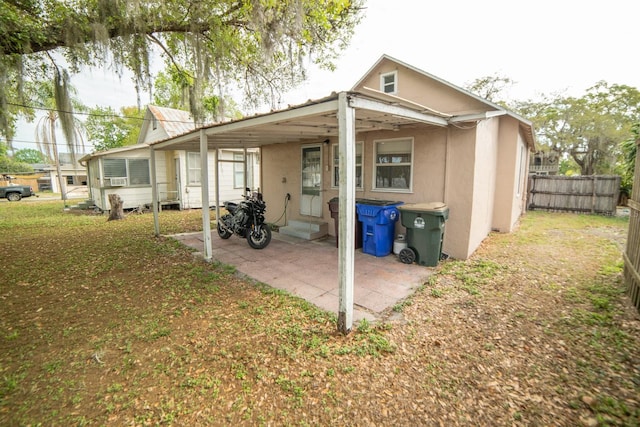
[11,0,640,151]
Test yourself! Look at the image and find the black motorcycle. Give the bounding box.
[217,188,272,249]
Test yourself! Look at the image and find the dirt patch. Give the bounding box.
[0,205,638,426]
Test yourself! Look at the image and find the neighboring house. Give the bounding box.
[150,54,535,261]
[529,150,560,175]
[81,105,259,211]
[32,153,89,197]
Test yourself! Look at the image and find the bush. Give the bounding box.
[0,157,34,174]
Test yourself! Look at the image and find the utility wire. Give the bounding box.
[1,138,90,148]
[6,101,196,124]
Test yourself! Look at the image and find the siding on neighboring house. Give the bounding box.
[86,147,165,210]
[82,105,261,211]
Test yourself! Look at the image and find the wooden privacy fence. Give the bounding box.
[527,175,620,215]
[623,138,640,313]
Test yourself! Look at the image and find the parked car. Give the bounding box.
[0,184,35,201]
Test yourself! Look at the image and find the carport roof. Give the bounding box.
[149,90,536,151]
[149,91,452,151]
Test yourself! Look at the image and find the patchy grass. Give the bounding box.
[0,203,638,426]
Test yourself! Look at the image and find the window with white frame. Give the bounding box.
[187,152,201,185]
[102,158,150,186]
[332,142,363,189]
[103,158,127,178]
[233,152,245,189]
[373,138,412,191]
[128,158,151,185]
[380,71,397,94]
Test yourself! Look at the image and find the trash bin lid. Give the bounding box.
[398,202,447,212]
[356,198,402,206]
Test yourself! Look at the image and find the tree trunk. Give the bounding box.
[50,120,67,204]
[108,194,125,221]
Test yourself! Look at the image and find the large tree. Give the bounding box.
[153,69,243,123]
[618,122,639,199]
[0,0,364,140]
[0,141,33,173]
[465,73,515,107]
[14,147,45,164]
[85,105,144,152]
[515,82,640,175]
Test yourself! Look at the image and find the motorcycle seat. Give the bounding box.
[224,201,238,214]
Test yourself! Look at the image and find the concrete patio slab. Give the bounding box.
[170,230,435,323]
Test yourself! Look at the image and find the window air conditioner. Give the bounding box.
[110,177,127,186]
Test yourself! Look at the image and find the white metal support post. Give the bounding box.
[337,92,356,334]
[243,147,248,191]
[214,148,220,229]
[200,129,212,261]
[150,146,160,236]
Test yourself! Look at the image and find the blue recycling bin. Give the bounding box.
[356,201,403,257]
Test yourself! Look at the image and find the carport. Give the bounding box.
[149,91,449,333]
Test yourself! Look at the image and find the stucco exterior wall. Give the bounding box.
[260,120,517,261]
[260,127,450,229]
[442,127,476,259]
[261,141,307,226]
[492,117,522,232]
[467,119,499,255]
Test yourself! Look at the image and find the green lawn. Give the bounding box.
[0,201,638,426]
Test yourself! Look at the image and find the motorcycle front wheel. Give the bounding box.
[247,224,272,249]
[217,220,232,239]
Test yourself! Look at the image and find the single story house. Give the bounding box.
[32,152,88,196]
[80,105,259,211]
[147,54,535,332]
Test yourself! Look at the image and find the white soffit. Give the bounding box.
[150,92,448,151]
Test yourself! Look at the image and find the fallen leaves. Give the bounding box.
[1,205,639,425]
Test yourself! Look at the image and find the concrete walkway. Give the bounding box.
[171,231,435,323]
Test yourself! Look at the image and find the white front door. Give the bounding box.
[300,145,322,217]
[174,158,180,201]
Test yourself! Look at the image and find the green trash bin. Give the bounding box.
[398,202,449,266]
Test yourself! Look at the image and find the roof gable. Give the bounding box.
[352,55,496,115]
[137,105,196,144]
[351,54,534,148]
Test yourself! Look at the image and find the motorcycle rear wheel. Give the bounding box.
[217,220,232,239]
[247,224,271,249]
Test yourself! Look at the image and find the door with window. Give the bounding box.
[301,145,322,217]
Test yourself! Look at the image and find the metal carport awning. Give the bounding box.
[149,91,448,334]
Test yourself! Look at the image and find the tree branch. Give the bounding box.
[145,34,194,80]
